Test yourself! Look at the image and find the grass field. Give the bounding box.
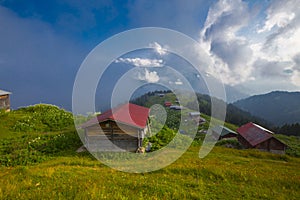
[0,146,299,199]
[0,104,300,199]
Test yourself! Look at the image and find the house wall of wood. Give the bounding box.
[255,138,286,154]
[0,94,10,111]
[220,133,237,140]
[237,135,286,154]
[84,120,144,152]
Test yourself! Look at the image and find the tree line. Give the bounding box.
[274,123,300,136]
[132,90,299,136]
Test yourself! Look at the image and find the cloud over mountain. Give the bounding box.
[199,0,300,89]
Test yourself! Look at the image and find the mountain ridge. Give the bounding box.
[233,91,300,126]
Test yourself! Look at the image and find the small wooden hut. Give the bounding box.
[0,89,11,112]
[81,103,150,152]
[237,122,287,154]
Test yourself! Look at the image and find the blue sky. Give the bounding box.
[0,0,300,111]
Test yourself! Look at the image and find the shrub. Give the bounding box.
[0,131,82,166]
[143,126,192,151]
[10,104,74,132]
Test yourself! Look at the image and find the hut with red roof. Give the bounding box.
[81,103,150,152]
[237,122,287,154]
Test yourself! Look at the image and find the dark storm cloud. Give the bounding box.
[0,6,86,109]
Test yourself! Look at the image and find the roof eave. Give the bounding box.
[82,118,147,130]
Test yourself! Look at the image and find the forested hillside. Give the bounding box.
[234,91,300,126]
[131,91,270,127]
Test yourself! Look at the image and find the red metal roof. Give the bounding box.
[81,103,150,129]
[237,122,274,147]
[164,102,172,107]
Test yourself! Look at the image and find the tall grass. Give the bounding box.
[0,131,82,166]
[0,146,299,199]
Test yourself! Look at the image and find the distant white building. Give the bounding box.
[189,111,201,122]
[189,112,200,118]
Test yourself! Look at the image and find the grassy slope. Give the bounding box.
[0,104,300,199]
[275,134,300,157]
[135,93,239,134]
[0,147,299,199]
[0,112,24,139]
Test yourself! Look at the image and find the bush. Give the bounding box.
[0,131,82,166]
[10,104,74,132]
[143,126,192,151]
[165,109,181,130]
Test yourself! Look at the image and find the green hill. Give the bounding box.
[0,103,300,199]
[132,91,270,127]
[0,104,82,166]
[0,104,74,138]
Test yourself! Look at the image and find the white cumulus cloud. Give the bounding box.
[115,57,164,67]
[149,42,168,56]
[257,0,297,33]
[199,0,253,85]
[137,68,160,83]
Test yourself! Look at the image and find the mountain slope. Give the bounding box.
[131,90,269,127]
[233,91,300,126]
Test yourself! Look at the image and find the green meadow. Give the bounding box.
[0,104,299,199]
[0,147,299,199]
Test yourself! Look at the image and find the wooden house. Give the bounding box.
[211,125,237,140]
[237,122,287,154]
[0,89,11,112]
[81,103,150,152]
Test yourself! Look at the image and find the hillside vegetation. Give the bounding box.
[274,123,300,137]
[0,104,81,166]
[0,104,74,138]
[132,91,300,156]
[132,91,270,127]
[0,104,300,199]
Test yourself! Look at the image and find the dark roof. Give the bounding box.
[0,89,11,96]
[237,122,274,146]
[81,103,150,129]
[170,105,183,110]
[212,125,237,137]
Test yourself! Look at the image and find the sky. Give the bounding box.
[0,0,300,111]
